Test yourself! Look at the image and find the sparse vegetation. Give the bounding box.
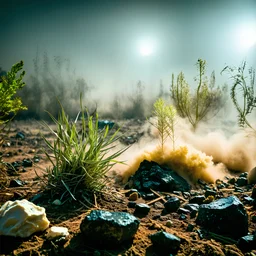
[0,61,27,124]
[149,98,177,151]
[18,51,93,120]
[41,97,127,201]
[171,59,227,130]
[222,61,256,132]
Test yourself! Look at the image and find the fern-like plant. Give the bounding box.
[149,98,177,151]
[0,61,27,124]
[221,61,256,131]
[171,59,226,130]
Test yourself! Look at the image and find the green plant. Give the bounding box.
[171,59,227,130]
[221,61,256,131]
[0,61,27,124]
[41,97,127,201]
[149,98,177,151]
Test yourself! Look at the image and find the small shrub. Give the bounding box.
[149,98,177,151]
[0,61,27,123]
[41,98,127,201]
[171,59,227,130]
[222,61,256,132]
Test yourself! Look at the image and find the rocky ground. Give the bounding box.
[0,120,256,256]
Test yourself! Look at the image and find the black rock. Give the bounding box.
[16,132,25,140]
[125,189,139,197]
[9,179,24,187]
[164,197,180,212]
[22,158,33,167]
[149,230,181,254]
[179,213,187,220]
[177,208,190,214]
[183,203,199,212]
[134,203,150,216]
[239,172,248,178]
[243,196,254,205]
[127,201,137,208]
[236,177,248,187]
[196,196,248,239]
[189,195,205,205]
[129,160,191,192]
[186,223,195,232]
[80,210,140,246]
[98,120,115,129]
[205,189,216,198]
[237,235,255,251]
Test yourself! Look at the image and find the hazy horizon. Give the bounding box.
[1,0,256,92]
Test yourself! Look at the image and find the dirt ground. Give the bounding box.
[0,120,256,256]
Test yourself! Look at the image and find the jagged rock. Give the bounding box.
[149,230,181,254]
[128,160,191,192]
[80,210,140,246]
[164,197,180,212]
[0,199,49,237]
[196,196,248,239]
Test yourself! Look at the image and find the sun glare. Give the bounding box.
[236,23,256,51]
[138,39,155,57]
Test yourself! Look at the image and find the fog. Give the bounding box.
[1,0,256,183]
[1,0,256,92]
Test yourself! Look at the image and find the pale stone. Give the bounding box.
[0,199,50,237]
[46,226,69,240]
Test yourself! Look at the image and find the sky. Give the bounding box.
[1,0,256,94]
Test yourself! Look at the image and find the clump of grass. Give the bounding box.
[41,98,127,201]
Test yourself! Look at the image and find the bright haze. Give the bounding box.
[1,0,256,92]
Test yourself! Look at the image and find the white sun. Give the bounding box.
[237,23,256,50]
[138,40,155,56]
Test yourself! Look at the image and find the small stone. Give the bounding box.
[129,192,139,201]
[46,226,69,241]
[52,199,62,206]
[164,197,180,212]
[80,210,140,246]
[165,220,173,227]
[186,223,195,232]
[149,230,181,254]
[179,213,186,220]
[9,179,24,187]
[228,177,236,185]
[177,208,190,214]
[16,132,25,140]
[236,177,248,187]
[189,195,205,205]
[134,203,150,216]
[127,201,137,208]
[205,189,216,198]
[237,235,255,251]
[22,158,33,167]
